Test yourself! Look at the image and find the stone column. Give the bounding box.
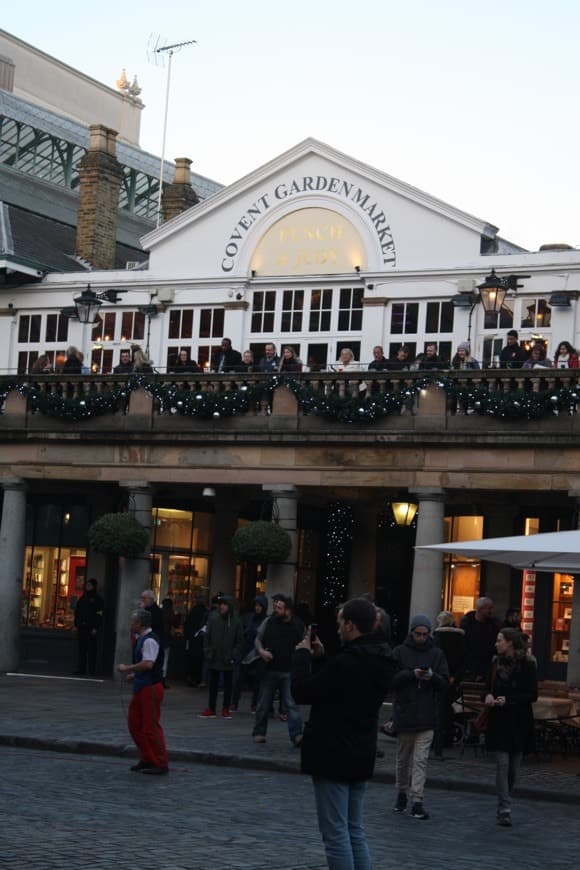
[349,504,377,599]
[114,482,152,674]
[566,494,580,685]
[483,505,519,615]
[262,485,298,600]
[0,479,27,672]
[408,488,446,627]
[208,490,238,599]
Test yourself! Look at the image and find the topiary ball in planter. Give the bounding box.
[88,513,149,557]
[231,521,291,564]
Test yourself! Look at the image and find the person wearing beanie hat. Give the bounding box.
[451,342,480,370]
[390,613,449,820]
[410,614,432,632]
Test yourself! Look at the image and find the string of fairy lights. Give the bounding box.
[0,374,579,423]
[320,501,354,608]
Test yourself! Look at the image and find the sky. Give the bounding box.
[2,1,579,251]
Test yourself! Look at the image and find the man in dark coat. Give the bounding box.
[392,614,449,819]
[212,338,242,372]
[460,597,500,680]
[198,595,243,719]
[139,589,163,636]
[183,596,209,687]
[253,595,304,745]
[113,349,133,374]
[73,578,104,676]
[499,329,527,368]
[291,596,394,870]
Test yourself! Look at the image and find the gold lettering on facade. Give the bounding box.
[278,223,344,244]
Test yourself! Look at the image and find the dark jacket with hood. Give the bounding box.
[204,596,243,671]
[392,635,449,733]
[432,625,466,680]
[291,635,394,783]
[241,595,269,660]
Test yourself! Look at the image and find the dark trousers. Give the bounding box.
[77,628,98,676]
[208,669,233,712]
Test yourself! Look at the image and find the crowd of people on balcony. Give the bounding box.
[24,331,580,378]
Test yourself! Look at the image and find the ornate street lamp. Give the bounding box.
[477,269,507,314]
[390,501,418,527]
[452,270,530,341]
[62,285,127,324]
[73,286,102,324]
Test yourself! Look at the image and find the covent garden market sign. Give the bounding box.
[220,174,397,272]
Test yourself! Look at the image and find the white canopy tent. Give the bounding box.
[416,529,580,573]
[417,528,580,681]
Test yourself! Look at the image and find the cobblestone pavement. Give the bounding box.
[2,746,579,870]
[1,675,579,804]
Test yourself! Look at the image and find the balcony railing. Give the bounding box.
[1,369,579,428]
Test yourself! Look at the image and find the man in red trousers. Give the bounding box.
[117,608,169,775]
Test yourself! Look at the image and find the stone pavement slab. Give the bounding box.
[2,746,580,870]
[1,673,579,803]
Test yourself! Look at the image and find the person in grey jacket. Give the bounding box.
[391,614,449,820]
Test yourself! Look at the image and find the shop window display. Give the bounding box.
[22,546,86,628]
[551,574,574,663]
[149,508,214,622]
[442,515,483,623]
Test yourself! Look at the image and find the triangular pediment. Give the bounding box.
[141,138,508,278]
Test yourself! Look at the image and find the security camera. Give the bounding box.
[235,292,244,301]
[367,283,375,291]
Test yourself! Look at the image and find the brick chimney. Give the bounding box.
[76,125,124,269]
[161,157,200,222]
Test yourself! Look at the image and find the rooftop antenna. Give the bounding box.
[148,35,197,227]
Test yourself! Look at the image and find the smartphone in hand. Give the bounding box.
[310,623,319,641]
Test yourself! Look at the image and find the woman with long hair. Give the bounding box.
[483,628,537,827]
[451,342,480,370]
[279,346,303,373]
[553,340,579,369]
[62,345,83,374]
[132,345,154,373]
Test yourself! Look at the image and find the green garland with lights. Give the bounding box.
[1,374,578,423]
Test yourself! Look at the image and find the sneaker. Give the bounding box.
[197,708,216,718]
[141,766,169,776]
[229,704,238,712]
[222,708,232,720]
[278,713,288,722]
[250,704,257,714]
[254,735,267,743]
[410,803,430,820]
[393,792,407,814]
[292,734,303,747]
[497,813,512,827]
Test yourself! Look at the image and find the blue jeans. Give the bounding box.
[312,777,371,870]
[496,751,522,814]
[252,670,302,741]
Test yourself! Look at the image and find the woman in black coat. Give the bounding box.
[483,627,538,827]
